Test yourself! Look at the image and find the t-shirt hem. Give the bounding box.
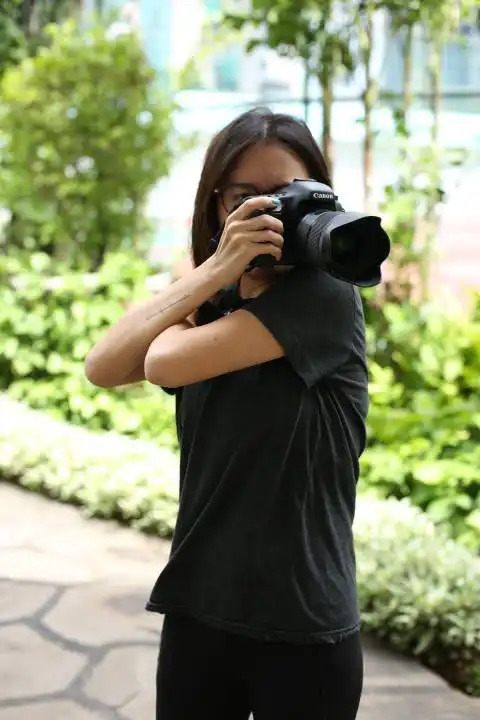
[145,600,361,645]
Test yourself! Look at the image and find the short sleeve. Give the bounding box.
[244,267,356,387]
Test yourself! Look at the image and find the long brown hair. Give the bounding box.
[190,107,332,267]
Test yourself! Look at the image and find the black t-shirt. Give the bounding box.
[146,266,368,644]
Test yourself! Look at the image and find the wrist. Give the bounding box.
[200,254,231,292]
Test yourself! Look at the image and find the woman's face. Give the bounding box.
[216,141,310,227]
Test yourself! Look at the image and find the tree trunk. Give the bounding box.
[18,0,36,36]
[320,68,334,180]
[361,2,375,212]
[402,25,414,127]
[428,39,442,148]
[303,58,311,124]
[419,36,442,301]
[363,75,373,211]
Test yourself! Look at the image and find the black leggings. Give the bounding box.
[156,614,363,720]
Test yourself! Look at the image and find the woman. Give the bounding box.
[86,107,367,720]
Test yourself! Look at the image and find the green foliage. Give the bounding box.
[0,1,83,77]
[376,109,467,303]
[0,252,177,447]
[0,1,28,76]
[223,0,477,202]
[225,0,352,68]
[361,298,480,551]
[3,250,478,549]
[383,0,422,28]
[355,497,480,695]
[222,0,354,170]
[418,0,478,41]
[0,395,179,536]
[0,18,175,269]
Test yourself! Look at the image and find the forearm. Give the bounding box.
[85,256,224,387]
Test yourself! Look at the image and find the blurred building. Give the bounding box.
[82,2,479,130]
[384,19,480,103]
[81,1,480,109]
[82,0,171,77]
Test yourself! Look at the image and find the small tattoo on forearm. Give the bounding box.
[146,294,190,321]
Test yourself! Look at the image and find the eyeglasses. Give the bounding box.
[214,182,264,214]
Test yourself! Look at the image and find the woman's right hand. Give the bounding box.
[211,196,284,286]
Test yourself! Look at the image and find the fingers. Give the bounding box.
[253,229,284,249]
[246,229,284,262]
[215,194,285,273]
[229,195,279,221]
[229,212,283,236]
[254,243,283,262]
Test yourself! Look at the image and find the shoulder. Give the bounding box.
[246,266,354,304]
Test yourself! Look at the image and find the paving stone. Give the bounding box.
[0,484,169,585]
[0,625,86,699]
[0,701,105,720]
[0,547,94,583]
[0,484,53,524]
[0,521,38,548]
[358,692,480,720]
[42,583,160,646]
[362,635,449,689]
[1,484,479,720]
[0,485,90,538]
[85,645,157,712]
[122,689,156,720]
[0,580,56,622]
[31,517,166,568]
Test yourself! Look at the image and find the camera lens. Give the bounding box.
[332,234,356,261]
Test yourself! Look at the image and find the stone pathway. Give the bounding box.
[0,482,478,720]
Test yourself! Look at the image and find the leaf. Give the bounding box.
[2,337,19,358]
[246,38,264,53]
[46,352,64,374]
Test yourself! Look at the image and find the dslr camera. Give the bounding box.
[213,179,391,288]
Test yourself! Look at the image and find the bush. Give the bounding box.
[0,1,27,78]
[0,17,175,268]
[0,395,178,536]
[354,496,480,696]
[361,298,480,551]
[1,397,479,695]
[0,252,177,446]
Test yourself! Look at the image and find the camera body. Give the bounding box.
[247,179,344,268]
[210,178,390,287]
[248,178,391,287]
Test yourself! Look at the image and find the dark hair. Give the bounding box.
[190,107,332,267]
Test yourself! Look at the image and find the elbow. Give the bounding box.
[144,350,181,388]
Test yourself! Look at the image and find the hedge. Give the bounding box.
[354,495,480,695]
[0,394,178,536]
[0,252,177,449]
[362,297,480,552]
[1,395,479,695]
